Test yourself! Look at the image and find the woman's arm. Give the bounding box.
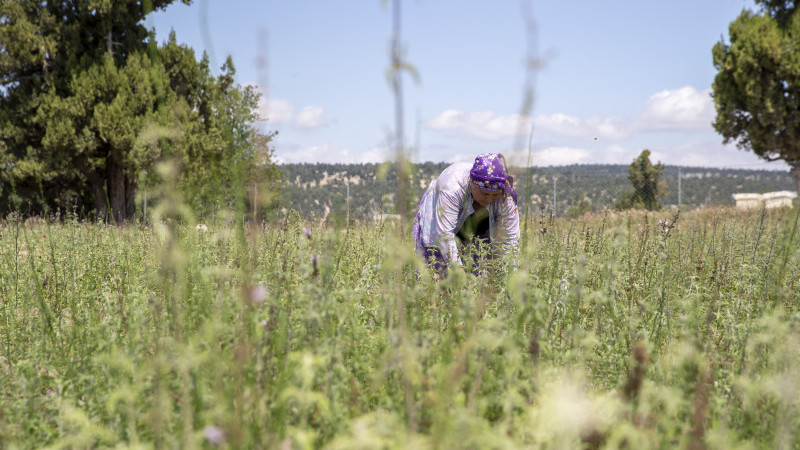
[491,200,521,262]
[433,185,464,264]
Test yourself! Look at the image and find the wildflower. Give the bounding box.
[261,319,268,328]
[302,227,312,239]
[539,227,547,234]
[196,223,209,232]
[203,425,226,445]
[250,284,268,305]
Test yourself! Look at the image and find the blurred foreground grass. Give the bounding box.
[0,206,799,449]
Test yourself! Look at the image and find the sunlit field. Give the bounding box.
[1,205,799,449]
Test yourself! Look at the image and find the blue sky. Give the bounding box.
[148,0,786,170]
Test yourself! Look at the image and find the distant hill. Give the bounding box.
[278,162,796,223]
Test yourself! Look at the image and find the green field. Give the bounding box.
[1,205,799,449]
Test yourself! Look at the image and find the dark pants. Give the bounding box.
[414,213,491,276]
[458,212,491,274]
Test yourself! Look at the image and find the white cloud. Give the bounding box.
[427,109,532,140]
[254,95,329,129]
[295,105,328,128]
[658,140,791,169]
[638,86,715,132]
[426,86,716,147]
[531,146,591,166]
[534,113,629,141]
[258,97,294,124]
[427,109,629,142]
[275,144,386,164]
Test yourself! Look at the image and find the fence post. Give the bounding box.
[553,177,557,217]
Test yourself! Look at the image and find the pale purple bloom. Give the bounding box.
[657,219,670,234]
[250,284,268,305]
[203,425,226,445]
[302,227,312,239]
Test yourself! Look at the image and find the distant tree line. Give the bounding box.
[278,160,795,224]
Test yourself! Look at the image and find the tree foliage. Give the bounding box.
[0,1,278,221]
[565,193,593,218]
[616,150,665,211]
[712,1,800,193]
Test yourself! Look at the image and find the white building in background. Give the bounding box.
[732,191,797,210]
[731,193,764,210]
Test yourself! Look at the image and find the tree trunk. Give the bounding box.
[125,175,136,220]
[87,171,108,222]
[106,149,135,224]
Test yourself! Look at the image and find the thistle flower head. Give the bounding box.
[203,425,226,445]
[249,284,268,305]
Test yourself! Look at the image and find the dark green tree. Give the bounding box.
[616,149,664,211]
[0,1,278,221]
[566,193,593,218]
[712,1,800,193]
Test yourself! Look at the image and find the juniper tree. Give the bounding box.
[712,1,800,193]
[0,1,277,221]
[616,149,665,211]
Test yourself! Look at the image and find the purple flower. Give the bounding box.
[302,227,312,239]
[250,284,268,305]
[203,425,226,445]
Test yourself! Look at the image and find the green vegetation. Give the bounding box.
[278,162,795,223]
[1,2,799,448]
[712,0,800,193]
[0,1,278,222]
[616,150,666,211]
[565,193,593,218]
[1,203,798,448]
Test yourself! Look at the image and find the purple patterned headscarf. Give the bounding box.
[470,153,517,205]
